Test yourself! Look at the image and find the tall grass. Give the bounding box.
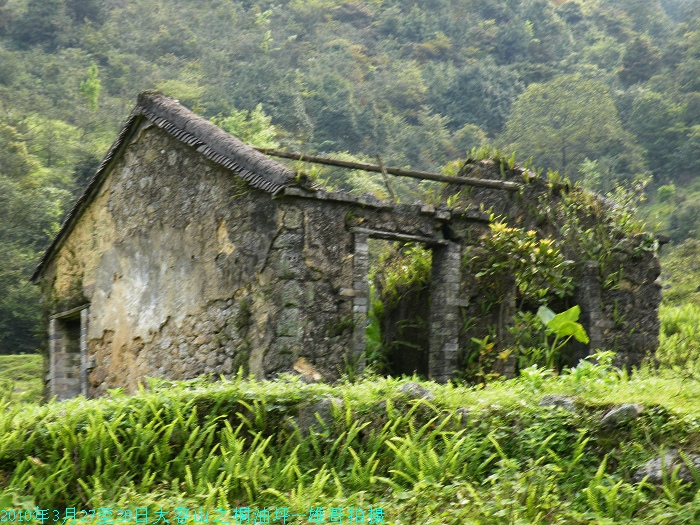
[2,367,700,523]
[0,354,43,405]
[657,303,700,378]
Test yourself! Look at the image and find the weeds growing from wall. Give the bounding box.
[465,219,574,311]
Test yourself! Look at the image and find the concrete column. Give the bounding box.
[351,232,369,372]
[429,242,461,383]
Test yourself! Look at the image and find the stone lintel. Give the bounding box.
[350,227,447,246]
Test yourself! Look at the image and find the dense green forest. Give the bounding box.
[1,0,699,353]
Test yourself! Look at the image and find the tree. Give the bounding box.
[79,64,101,110]
[623,90,686,178]
[65,0,104,25]
[0,123,39,180]
[0,172,69,354]
[618,36,661,86]
[0,121,70,354]
[426,60,524,135]
[12,0,70,50]
[669,125,700,185]
[519,0,573,63]
[500,74,645,180]
[213,104,280,149]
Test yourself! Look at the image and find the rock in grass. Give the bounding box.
[454,407,470,427]
[398,382,435,401]
[539,394,576,413]
[601,403,644,428]
[297,397,344,436]
[633,449,700,484]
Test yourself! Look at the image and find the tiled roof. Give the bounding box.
[31,92,297,282]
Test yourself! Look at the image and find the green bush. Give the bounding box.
[657,184,676,203]
[657,303,700,378]
[467,219,574,310]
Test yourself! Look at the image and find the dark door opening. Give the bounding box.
[368,240,432,378]
[49,305,88,400]
[352,227,460,383]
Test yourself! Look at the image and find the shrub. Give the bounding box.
[657,184,676,203]
[657,303,700,378]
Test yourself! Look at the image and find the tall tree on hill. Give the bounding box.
[500,74,645,181]
[12,0,70,50]
[618,36,662,86]
[0,122,70,354]
[65,0,104,25]
[619,89,686,179]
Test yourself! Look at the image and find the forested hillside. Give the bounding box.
[1,0,699,353]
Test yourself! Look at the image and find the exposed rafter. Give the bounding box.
[255,148,523,191]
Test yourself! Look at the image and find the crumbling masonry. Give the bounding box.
[32,92,662,400]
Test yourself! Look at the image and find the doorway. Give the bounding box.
[48,305,89,400]
[351,227,461,382]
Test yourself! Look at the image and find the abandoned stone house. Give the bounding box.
[31,92,662,400]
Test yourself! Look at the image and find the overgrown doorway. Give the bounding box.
[367,240,433,378]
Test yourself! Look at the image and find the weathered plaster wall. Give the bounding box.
[44,123,364,395]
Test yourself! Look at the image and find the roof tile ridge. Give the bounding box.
[137,91,296,188]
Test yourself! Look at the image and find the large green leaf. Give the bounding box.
[548,305,581,327]
[538,305,589,344]
[537,305,556,326]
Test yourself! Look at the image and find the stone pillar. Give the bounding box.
[80,308,90,397]
[351,232,369,372]
[429,242,461,383]
[48,318,60,397]
[48,312,84,401]
[575,261,605,356]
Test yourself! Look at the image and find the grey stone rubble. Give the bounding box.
[600,403,645,428]
[539,394,577,413]
[296,396,344,436]
[454,407,470,428]
[398,381,435,400]
[633,449,700,484]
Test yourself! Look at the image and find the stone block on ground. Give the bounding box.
[398,381,435,401]
[539,394,577,413]
[633,449,700,484]
[601,403,644,428]
[297,396,344,436]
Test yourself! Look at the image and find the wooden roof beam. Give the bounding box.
[255,148,523,191]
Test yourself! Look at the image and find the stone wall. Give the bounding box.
[41,120,661,397]
[448,159,662,370]
[374,159,661,381]
[43,123,362,395]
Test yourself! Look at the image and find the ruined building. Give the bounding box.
[31,92,662,400]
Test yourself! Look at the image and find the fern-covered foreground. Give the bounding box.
[3,359,700,524]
